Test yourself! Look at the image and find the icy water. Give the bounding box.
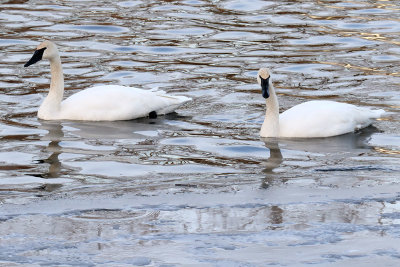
[1,0,400,266]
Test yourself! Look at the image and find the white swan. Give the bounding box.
[258,68,385,138]
[24,40,191,121]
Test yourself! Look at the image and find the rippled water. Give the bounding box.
[1,0,400,266]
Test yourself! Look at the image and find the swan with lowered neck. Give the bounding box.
[24,40,191,121]
[258,68,385,138]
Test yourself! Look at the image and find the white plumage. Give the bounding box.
[257,68,385,138]
[59,85,190,121]
[24,40,191,121]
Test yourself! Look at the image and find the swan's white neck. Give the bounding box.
[260,83,280,137]
[38,55,64,119]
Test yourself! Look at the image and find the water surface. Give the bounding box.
[0,0,399,266]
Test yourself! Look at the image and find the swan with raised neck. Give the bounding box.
[24,40,191,121]
[257,67,385,138]
[258,68,280,137]
[25,40,64,119]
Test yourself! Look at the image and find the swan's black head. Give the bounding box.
[24,47,46,67]
[260,75,270,99]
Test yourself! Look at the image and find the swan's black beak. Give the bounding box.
[260,76,270,99]
[24,47,46,67]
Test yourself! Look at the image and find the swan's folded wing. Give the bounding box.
[279,101,384,138]
[60,85,191,121]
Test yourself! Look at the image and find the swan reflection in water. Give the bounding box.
[37,121,64,179]
[260,125,381,189]
[260,138,284,189]
[37,117,380,192]
[36,114,184,182]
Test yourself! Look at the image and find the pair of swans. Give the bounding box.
[24,41,384,138]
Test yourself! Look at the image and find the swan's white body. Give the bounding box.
[258,68,385,138]
[277,100,384,138]
[40,85,190,121]
[25,40,191,121]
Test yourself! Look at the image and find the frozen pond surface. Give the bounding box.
[0,0,400,266]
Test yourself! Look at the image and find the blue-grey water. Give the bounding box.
[0,0,399,266]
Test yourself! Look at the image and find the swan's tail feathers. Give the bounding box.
[370,109,385,119]
[173,95,192,104]
[158,94,192,103]
[354,108,385,131]
[157,95,192,115]
[150,87,166,94]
